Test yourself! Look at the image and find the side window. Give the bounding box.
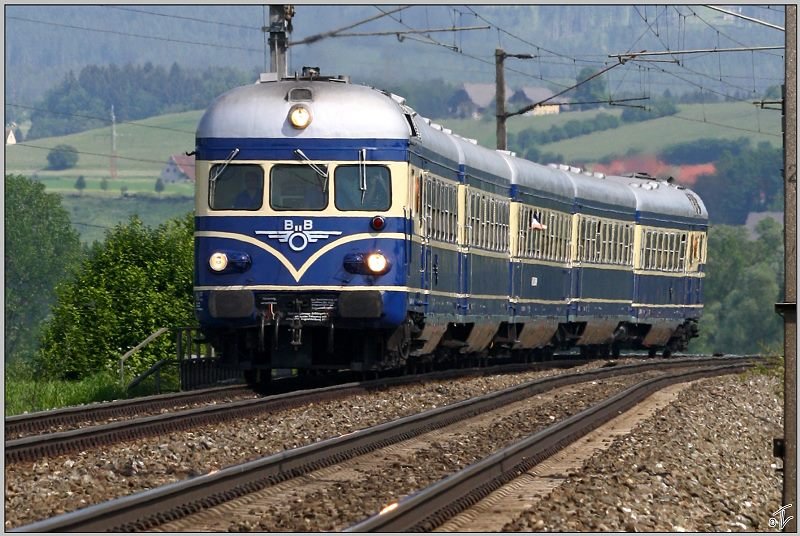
[209,164,264,211]
[270,164,328,210]
[334,165,391,211]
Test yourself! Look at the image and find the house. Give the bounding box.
[5,127,17,145]
[508,87,569,116]
[744,211,783,239]
[160,153,195,183]
[447,83,511,119]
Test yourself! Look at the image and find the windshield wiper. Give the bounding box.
[359,147,367,205]
[209,148,240,201]
[293,149,329,192]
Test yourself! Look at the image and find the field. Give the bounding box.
[5,101,781,243]
[439,101,782,162]
[5,109,201,186]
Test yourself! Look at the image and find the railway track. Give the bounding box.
[4,359,582,464]
[10,356,754,532]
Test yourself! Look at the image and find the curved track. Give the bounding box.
[10,356,754,532]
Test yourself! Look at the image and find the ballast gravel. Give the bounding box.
[4,360,618,529]
[4,362,784,532]
[503,372,784,532]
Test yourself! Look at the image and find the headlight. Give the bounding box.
[209,252,229,272]
[366,253,388,274]
[343,251,391,276]
[288,104,312,129]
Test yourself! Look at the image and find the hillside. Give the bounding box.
[439,101,781,174]
[6,5,785,106]
[5,98,781,243]
[5,110,200,192]
[7,101,780,191]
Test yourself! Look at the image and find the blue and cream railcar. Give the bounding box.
[193,77,416,374]
[192,72,708,377]
[606,173,708,354]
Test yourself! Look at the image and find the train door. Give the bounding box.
[419,171,433,313]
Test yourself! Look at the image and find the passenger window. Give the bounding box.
[209,164,264,211]
[270,164,328,211]
[334,165,391,211]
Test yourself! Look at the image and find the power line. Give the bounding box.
[668,113,781,137]
[7,15,262,53]
[13,142,173,165]
[703,5,785,31]
[5,103,196,135]
[104,6,261,32]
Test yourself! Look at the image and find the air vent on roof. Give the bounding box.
[685,191,702,215]
[288,88,313,102]
[404,113,419,138]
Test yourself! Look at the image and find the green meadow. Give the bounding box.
[4,101,781,244]
[439,101,782,161]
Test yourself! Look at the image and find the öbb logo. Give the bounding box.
[256,220,342,252]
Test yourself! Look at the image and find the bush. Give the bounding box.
[46,144,79,170]
[37,212,195,380]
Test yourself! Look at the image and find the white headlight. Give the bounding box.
[288,105,312,129]
[366,253,388,274]
[209,252,229,272]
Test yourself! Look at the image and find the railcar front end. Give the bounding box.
[193,78,415,376]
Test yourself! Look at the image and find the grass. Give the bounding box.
[4,359,182,417]
[5,109,202,182]
[4,360,125,416]
[61,194,194,244]
[439,101,782,163]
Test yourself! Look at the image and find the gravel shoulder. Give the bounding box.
[503,372,784,533]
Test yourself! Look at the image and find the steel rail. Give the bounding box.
[9,356,754,532]
[345,363,750,532]
[4,359,582,463]
[4,383,251,437]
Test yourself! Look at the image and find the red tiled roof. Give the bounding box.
[170,153,195,182]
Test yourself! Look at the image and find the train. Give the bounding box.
[192,68,708,383]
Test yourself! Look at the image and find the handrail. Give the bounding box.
[126,358,176,393]
[118,327,170,385]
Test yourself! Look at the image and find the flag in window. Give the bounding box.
[530,212,548,231]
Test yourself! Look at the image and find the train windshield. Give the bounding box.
[334,165,391,211]
[270,165,329,210]
[208,164,264,211]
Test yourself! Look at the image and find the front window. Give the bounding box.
[334,165,391,211]
[209,164,263,211]
[270,164,329,211]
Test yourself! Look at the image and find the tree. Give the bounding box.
[75,175,86,195]
[693,142,782,224]
[46,144,79,170]
[155,177,165,195]
[100,177,109,191]
[37,213,195,380]
[571,67,606,111]
[4,174,83,364]
[691,221,784,354]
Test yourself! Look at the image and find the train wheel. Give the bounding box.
[648,347,657,358]
[245,369,272,390]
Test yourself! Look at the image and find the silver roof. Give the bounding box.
[196,79,704,221]
[604,174,709,220]
[196,80,411,140]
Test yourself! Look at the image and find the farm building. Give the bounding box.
[160,153,195,183]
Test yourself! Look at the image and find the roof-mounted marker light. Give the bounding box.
[288,104,312,129]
